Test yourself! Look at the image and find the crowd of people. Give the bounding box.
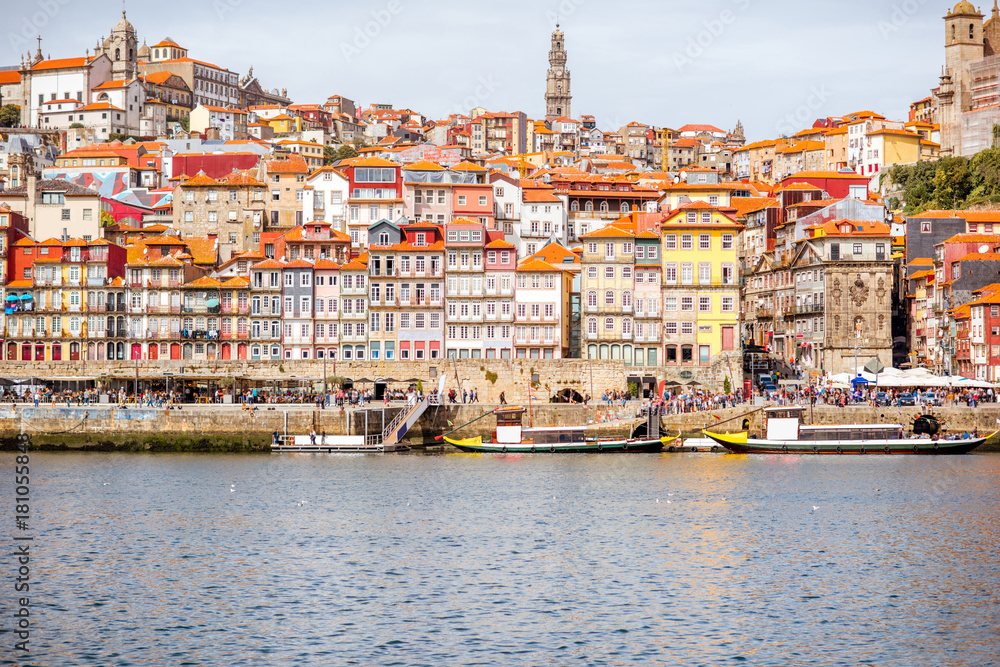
[3,380,997,414]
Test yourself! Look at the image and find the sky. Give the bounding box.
[1,0,950,141]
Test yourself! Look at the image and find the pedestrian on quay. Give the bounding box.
[499,391,507,405]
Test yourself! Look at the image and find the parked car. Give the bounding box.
[921,391,943,407]
[898,392,916,406]
[875,391,889,406]
[761,382,778,394]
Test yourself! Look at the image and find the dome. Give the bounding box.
[113,10,134,34]
[951,1,980,15]
[137,41,149,57]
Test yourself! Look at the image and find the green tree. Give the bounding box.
[0,104,20,127]
[178,116,190,132]
[334,144,359,162]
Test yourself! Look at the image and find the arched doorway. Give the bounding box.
[116,342,125,360]
[170,343,181,360]
[87,342,96,361]
[183,343,193,360]
[237,343,247,360]
[148,344,158,360]
[221,343,231,360]
[131,343,142,360]
[553,388,584,403]
[69,342,80,361]
[6,342,16,360]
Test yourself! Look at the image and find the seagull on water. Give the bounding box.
[812,506,819,511]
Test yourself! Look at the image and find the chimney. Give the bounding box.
[207,233,218,243]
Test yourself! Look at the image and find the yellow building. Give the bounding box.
[580,222,638,362]
[660,202,742,367]
[261,113,302,134]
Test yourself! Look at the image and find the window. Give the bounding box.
[699,296,711,312]
[699,263,711,285]
[722,296,735,312]
[664,235,677,250]
[664,264,677,284]
[853,243,863,256]
[681,234,693,250]
[605,317,615,331]
[699,234,711,250]
[622,242,633,255]
[605,290,615,306]
[721,234,734,250]
[681,297,694,312]
[605,267,615,280]
[681,263,693,285]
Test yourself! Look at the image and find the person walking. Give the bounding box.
[499,391,507,405]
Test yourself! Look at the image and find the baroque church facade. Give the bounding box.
[933,1,1000,156]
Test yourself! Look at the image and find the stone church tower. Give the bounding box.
[97,11,139,80]
[545,26,571,121]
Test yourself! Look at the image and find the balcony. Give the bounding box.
[796,304,824,315]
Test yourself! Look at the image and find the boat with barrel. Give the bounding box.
[703,406,992,455]
[442,406,670,454]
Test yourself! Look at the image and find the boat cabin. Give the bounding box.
[765,406,904,441]
[493,406,586,445]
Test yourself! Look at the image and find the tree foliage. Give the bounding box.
[326,144,358,164]
[888,148,1000,213]
[0,104,20,127]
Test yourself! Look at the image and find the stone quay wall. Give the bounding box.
[2,403,998,452]
[0,358,731,402]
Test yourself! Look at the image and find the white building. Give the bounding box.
[303,166,349,230]
[20,54,113,127]
[189,104,248,141]
[518,184,567,258]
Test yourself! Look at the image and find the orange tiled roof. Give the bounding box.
[808,218,891,237]
[517,258,562,272]
[184,276,222,289]
[452,161,487,172]
[580,225,634,239]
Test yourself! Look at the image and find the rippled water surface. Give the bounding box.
[3,451,999,666]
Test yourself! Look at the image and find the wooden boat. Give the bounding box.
[703,406,992,455]
[443,406,668,454]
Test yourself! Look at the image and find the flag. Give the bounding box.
[713,415,721,421]
[447,420,454,428]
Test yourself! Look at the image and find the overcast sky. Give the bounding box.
[3,0,946,140]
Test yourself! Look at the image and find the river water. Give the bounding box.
[3,451,999,666]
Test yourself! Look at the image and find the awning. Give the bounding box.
[19,294,33,300]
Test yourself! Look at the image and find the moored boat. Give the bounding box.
[443,406,667,454]
[703,406,992,455]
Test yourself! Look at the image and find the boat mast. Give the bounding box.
[528,385,533,428]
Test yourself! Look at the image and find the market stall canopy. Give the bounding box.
[4,295,18,301]
[205,298,220,308]
[19,294,33,300]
